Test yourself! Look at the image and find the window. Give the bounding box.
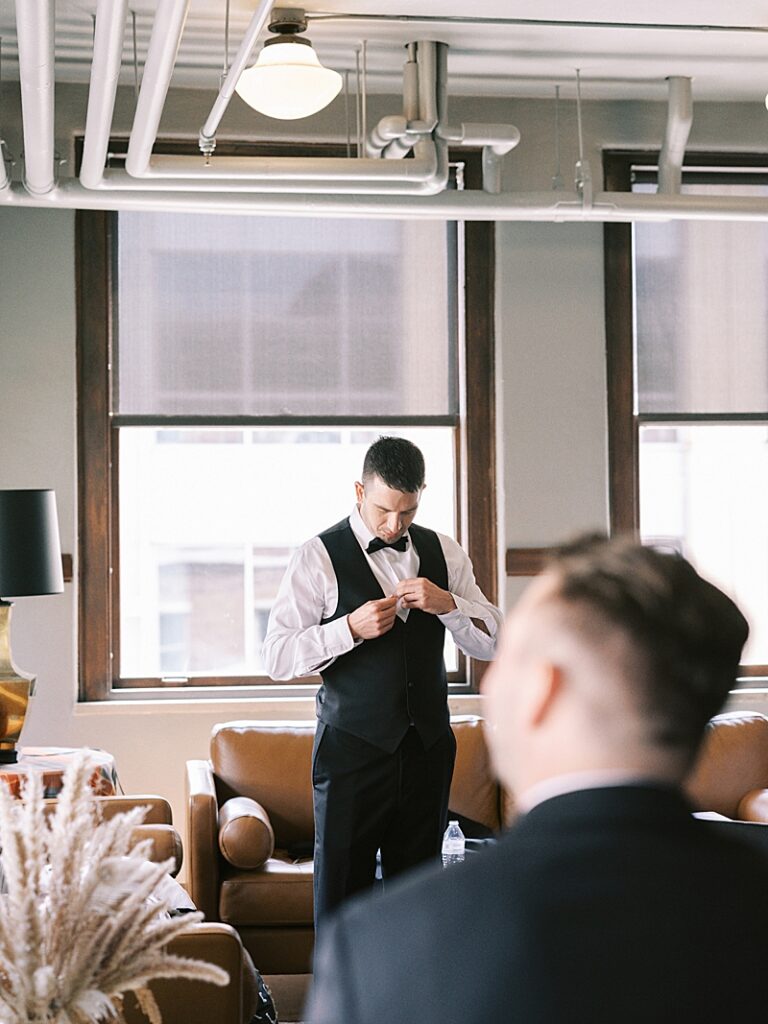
[77,151,496,699]
[605,153,768,678]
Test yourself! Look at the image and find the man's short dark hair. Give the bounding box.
[362,437,425,494]
[547,534,749,761]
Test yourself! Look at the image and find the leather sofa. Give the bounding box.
[186,715,508,975]
[685,710,768,822]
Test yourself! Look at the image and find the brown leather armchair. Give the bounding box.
[186,715,509,976]
[685,710,768,822]
[91,795,259,1024]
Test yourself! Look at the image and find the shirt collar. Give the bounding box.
[516,770,664,815]
[350,504,411,553]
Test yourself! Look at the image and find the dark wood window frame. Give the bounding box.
[76,144,496,701]
[604,149,768,679]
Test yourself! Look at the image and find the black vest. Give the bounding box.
[317,518,450,753]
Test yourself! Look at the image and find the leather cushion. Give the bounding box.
[211,722,316,847]
[219,853,314,927]
[686,711,768,818]
[218,796,275,870]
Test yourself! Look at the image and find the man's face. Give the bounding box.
[355,474,422,543]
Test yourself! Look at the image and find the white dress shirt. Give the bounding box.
[262,505,502,680]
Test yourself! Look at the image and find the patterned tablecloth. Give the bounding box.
[0,747,118,798]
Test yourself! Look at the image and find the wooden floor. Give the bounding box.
[265,973,312,1023]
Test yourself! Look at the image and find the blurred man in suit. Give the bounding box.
[308,534,768,1023]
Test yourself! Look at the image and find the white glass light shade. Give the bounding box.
[235,41,342,120]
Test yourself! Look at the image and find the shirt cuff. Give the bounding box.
[325,614,359,656]
[438,595,496,633]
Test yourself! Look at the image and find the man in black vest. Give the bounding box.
[263,436,501,927]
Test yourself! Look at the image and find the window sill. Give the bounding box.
[74,691,485,717]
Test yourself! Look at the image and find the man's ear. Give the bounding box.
[354,480,364,503]
[528,661,565,729]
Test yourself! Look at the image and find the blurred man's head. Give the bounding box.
[483,535,749,796]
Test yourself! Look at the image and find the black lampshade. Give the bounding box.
[0,489,64,599]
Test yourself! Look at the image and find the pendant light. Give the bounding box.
[235,7,342,120]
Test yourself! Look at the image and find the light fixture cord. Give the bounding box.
[361,39,368,152]
[344,70,351,158]
[575,68,584,165]
[552,84,563,190]
[222,0,231,86]
[132,11,139,99]
[355,47,362,156]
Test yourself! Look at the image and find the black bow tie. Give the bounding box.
[367,536,409,554]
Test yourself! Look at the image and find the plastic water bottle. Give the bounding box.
[441,819,465,868]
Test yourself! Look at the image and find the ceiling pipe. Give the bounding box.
[437,123,521,193]
[125,0,192,179]
[0,144,9,193]
[198,0,274,157]
[367,115,411,157]
[16,183,768,223]
[80,0,129,189]
[121,152,441,183]
[86,167,446,195]
[14,0,55,195]
[657,76,693,195]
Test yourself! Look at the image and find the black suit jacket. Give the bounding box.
[307,785,768,1023]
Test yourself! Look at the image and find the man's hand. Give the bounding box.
[395,578,456,616]
[348,595,398,640]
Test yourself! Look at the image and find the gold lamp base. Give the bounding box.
[0,602,35,764]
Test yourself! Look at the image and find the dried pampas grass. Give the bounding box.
[0,752,228,1023]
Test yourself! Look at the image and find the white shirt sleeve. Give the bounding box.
[436,534,503,661]
[261,539,356,680]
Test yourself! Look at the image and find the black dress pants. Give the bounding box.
[312,722,456,932]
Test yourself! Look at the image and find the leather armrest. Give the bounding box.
[121,923,245,1024]
[186,758,220,922]
[130,823,183,876]
[97,794,173,825]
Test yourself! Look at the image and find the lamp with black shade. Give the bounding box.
[0,490,64,763]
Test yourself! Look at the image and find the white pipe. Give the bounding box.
[437,123,521,193]
[15,0,55,195]
[416,41,439,129]
[80,0,129,189]
[125,0,191,178]
[367,115,410,158]
[381,136,419,159]
[126,151,440,183]
[85,168,446,196]
[199,0,274,152]
[13,183,768,224]
[658,76,693,195]
[0,145,9,193]
[403,44,419,121]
